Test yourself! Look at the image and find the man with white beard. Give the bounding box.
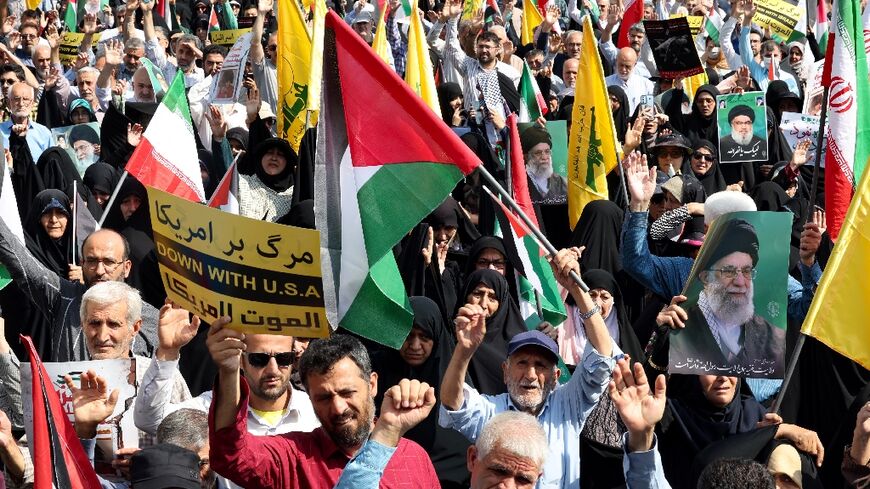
[718,105,767,162]
[668,218,786,377]
[521,126,567,203]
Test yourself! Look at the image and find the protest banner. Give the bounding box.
[752,0,804,43]
[209,28,252,47]
[210,32,252,105]
[21,359,137,481]
[51,122,101,177]
[59,32,101,64]
[644,18,704,79]
[670,13,704,36]
[716,91,769,163]
[519,120,568,178]
[669,211,791,378]
[147,186,328,337]
[780,112,826,167]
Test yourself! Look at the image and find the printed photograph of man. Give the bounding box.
[719,103,768,163]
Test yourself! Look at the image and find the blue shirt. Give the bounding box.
[437,341,622,489]
[0,119,52,163]
[335,433,672,489]
[739,27,799,94]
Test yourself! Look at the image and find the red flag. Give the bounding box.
[23,335,102,489]
[207,160,239,214]
[617,0,644,49]
[507,113,539,227]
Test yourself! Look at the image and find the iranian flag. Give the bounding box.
[315,11,481,347]
[489,114,566,327]
[518,61,547,123]
[617,0,643,48]
[125,73,205,203]
[207,159,240,214]
[824,0,870,240]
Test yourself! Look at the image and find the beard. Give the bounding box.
[705,280,755,325]
[732,131,753,146]
[528,159,554,181]
[248,374,290,401]
[327,397,375,449]
[507,375,557,413]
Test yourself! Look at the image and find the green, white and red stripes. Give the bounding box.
[518,61,547,123]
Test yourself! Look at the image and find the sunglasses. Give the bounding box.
[693,153,714,162]
[244,351,296,368]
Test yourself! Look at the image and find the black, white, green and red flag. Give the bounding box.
[315,11,481,347]
[824,0,870,240]
[518,61,547,123]
[23,336,102,489]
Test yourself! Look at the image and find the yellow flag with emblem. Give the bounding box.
[404,6,441,118]
[372,5,395,68]
[521,0,544,45]
[567,15,621,230]
[277,0,314,150]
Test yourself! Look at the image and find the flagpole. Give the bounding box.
[97,171,128,228]
[769,75,833,416]
[477,164,590,292]
[71,181,77,265]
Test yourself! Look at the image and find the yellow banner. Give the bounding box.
[405,7,441,118]
[462,0,484,20]
[209,28,253,47]
[147,187,328,337]
[521,0,544,45]
[277,0,315,151]
[59,32,101,64]
[566,16,621,230]
[372,5,394,68]
[669,14,704,36]
[752,0,803,43]
[307,0,327,112]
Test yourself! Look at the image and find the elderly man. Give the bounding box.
[142,0,204,88]
[351,11,374,44]
[209,332,439,487]
[71,67,109,117]
[0,82,51,161]
[134,302,320,489]
[719,105,766,162]
[521,126,567,203]
[669,219,786,376]
[605,47,655,114]
[69,123,100,173]
[0,220,161,361]
[438,246,671,488]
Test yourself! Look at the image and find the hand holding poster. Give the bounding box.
[210,32,253,105]
[668,211,791,378]
[644,18,704,79]
[751,0,804,43]
[148,186,328,337]
[780,112,826,167]
[716,91,769,163]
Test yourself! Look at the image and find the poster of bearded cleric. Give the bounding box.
[51,122,101,177]
[668,211,791,378]
[716,92,769,163]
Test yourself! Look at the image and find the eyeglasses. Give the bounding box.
[243,351,296,368]
[9,96,33,104]
[83,258,125,272]
[476,258,506,270]
[530,148,552,157]
[0,79,16,86]
[658,149,684,158]
[709,266,757,280]
[20,34,37,40]
[693,153,714,162]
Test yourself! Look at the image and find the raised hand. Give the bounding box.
[245,81,261,122]
[372,379,436,447]
[64,370,120,439]
[544,4,561,25]
[548,247,582,290]
[5,31,19,51]
[157,300,201,361]
[1,16,16,36]
[126,122,143,146]
[208,105,228,140]
[206,316,245,373]
[606,3,623,26]
[622,151,655,210]
[258,0,273,14]
[851,403,870,465]
[735,65,752,89]
[421,226,434,266]
[656,295,688,330]
[73,52,90,71]
[623,116,645,153]
[454,303,486,351]
[798,209,825,266]
[45,24,60,50]
[610,358,667,452]
[104,38,123,66]
[81,13,98,34]
[791,139,811,167]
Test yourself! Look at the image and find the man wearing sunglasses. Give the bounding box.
[134,302,319,489]
[667,218,786,377]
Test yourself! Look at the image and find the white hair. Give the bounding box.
[77,66,100,78]
[80,281,142,327]
[475,412,548,468]
[704,191,757,226]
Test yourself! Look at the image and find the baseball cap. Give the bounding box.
[131,444,201,489]
[507,331,559,363]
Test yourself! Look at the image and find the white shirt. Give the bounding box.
[605,72,655,114]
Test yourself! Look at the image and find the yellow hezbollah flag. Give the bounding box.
[683,70,709,103]
[307,0,327,112]
[372,5,395,68]
[566,15,621,230]
[521,0,544,45]
[462,0,484,20]
[801,159,870,370]
[405,7,441,118]
[277,0,313,150]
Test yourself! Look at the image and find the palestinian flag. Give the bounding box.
[208,5,220,31]
[64,0,77,33]
[815,0,829,52]
[824,0,870,240]
[23,335,102,489]
[125,73,205,203]
[0,160,24,290]
[518,61,547,123]
[207,159,240,214]
[315,11,481,347]
[705,4,723,44]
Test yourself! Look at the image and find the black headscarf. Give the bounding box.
[683,139,726,197]
[36,147,103,220]
[24,189,73,277]
[608,85,630,144]
[765,107,793,171]
[251,138,296,192]
[570,200,624,275]
[437,82,464,127]
[83,163,120,203]
[276,199,315,229]
[459,269,526,395]
[751,181,790,211]
[583,269,643,359]
[371,296,472,486]
[464,235,519,305]
[765,80,802,126]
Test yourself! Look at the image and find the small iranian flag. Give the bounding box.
[518,61,547,123]
[315,11,481,347]
[125,73,205,203]
[207,159,240,214]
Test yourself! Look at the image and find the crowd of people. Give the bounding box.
[0,0,863,486]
